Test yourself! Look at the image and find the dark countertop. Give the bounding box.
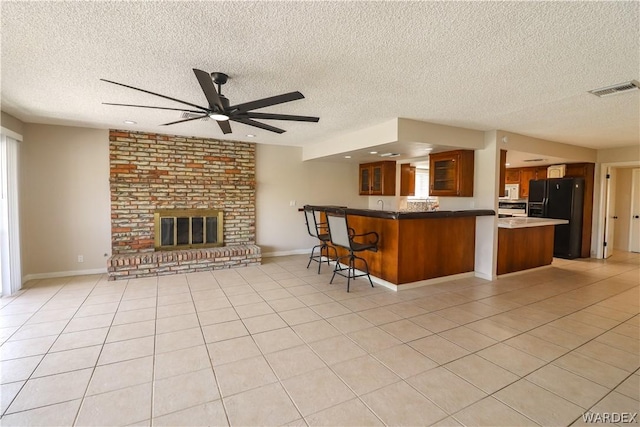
[305,205,495,220]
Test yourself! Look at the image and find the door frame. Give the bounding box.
[630,168,640,252]
[595,160,640,258]
[603,167,616,258]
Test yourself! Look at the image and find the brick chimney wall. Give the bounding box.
[109,130,255,254]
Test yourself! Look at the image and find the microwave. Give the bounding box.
[547,164,566,178]
[504,184,520,200]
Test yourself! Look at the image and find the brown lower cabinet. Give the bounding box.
[330,215,477,284]
[313,208,493,285]
[497,226,555,275]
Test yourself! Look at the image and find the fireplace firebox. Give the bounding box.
[154,209,223,250]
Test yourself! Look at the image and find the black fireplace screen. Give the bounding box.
[154,209,223,250]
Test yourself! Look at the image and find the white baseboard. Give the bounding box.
[396,272,476,290]
[328,261,475,292]
[474,271,495,281]
[262,249,310,257]
[496,264,552,278]
[22,268,108,284]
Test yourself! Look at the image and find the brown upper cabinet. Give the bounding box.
[359,161,396,196]
[505,166,547,198]
[505,169,521,184]
[519,168,537,198]
[400,164,416,196]
[429,150,474,197]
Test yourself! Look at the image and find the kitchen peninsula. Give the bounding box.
[309,206,494,287]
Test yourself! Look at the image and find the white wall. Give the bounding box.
[1,112,24,136]
[21,124,111,279]
[597,146,640,164]
[474,131,499,280]
[256,144,365,255]
[498,130,597,162]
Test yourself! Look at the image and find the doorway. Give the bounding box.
[630,169,640,252]
[0,133,22,296]
[597,163,640,258]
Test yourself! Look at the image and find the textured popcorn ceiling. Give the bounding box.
[1,1,638,154]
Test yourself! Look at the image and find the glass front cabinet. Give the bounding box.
[429,150,475,197]
[359,161,396,196]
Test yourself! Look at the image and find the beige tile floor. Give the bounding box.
[0,252,638,426]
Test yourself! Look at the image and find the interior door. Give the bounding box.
[630,169,640,253]
[603,168,617,258]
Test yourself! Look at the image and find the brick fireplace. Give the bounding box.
[107,130,261,280]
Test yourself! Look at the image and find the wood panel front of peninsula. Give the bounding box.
[314,207,495,286]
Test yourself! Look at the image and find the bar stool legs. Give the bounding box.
[330,252,375,292]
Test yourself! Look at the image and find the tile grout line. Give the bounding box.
[72,274,136,427]
[1,275,108,421]
[2,255,637,425]
[187,270,232,427]
[1,274,102,420]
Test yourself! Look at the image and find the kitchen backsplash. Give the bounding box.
[403,199,440,212]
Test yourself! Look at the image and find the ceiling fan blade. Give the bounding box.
[241,112,319,122]
[231,118,286,134]
[101,79,208,111]
[193,69,224,111]
[103,102,204,114]
[230,91,304,112]
[160,115,208,126]
[217,120,232,134]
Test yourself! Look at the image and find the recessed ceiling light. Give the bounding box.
[505,163,511,166]
[344,155,352,159]
[246,134,256,138]
[423,148,432,152]
[123,120,137,124]
[369,151,378,154]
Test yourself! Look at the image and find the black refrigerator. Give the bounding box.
[528,177,585,259]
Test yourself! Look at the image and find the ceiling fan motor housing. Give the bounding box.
[218,95,230,111]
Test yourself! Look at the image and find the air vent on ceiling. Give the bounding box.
[523,158,548,163]
[589,80,640,97]
[379,153,401,158]
[180,112,209,120]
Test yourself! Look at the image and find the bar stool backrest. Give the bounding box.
[304,207,320,239]
[327,211,351,249]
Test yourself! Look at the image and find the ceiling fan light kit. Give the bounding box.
[208,113,229,121]
[101,69,319,134]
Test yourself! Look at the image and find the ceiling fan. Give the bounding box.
[101,69,319,134]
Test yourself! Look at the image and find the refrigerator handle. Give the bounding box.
[542,197,548,216]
